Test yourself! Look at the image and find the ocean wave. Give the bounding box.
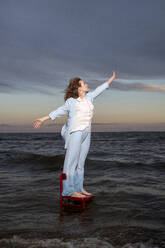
[0,151,65,170]
[0,235,163,248]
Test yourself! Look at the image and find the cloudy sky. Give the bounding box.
[0,0,165,132]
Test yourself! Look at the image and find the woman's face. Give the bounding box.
[79,80,89,92]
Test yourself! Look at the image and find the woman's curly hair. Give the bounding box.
[64,77,82,101]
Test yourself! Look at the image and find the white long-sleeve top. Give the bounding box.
[71,96,94,132]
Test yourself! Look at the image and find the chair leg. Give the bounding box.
[60,173,89,209]
[60,195,63,207]
[82,199,85,209]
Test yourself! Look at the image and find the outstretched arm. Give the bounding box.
[107,71,116,86]
[48,100,69,120]
[33,115,50,129]
[90,71,116,100]
[33,100,69,129]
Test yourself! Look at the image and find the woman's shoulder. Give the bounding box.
[65,97,76,105]
[66,95,93,103]
[85,92,93,102]
[66,97,77,102]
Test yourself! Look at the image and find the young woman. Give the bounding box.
[33,71,116,198]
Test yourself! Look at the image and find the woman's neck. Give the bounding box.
[78,92,86,99]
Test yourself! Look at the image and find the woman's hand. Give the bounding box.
[107,71,116,85]
[33,118,44,129]
[33,115,51,128]
[111,71,116,81]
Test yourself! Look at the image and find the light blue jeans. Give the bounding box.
[62,127,91,196]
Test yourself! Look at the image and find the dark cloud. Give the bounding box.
[1,78,164,95]
[0,0,165,95]
[110,81,165,93]
[0,79,55,95]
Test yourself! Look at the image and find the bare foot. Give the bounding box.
[71,192,86,198]
[80,190,93,196]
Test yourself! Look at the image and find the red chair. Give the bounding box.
[60,173,94,209]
